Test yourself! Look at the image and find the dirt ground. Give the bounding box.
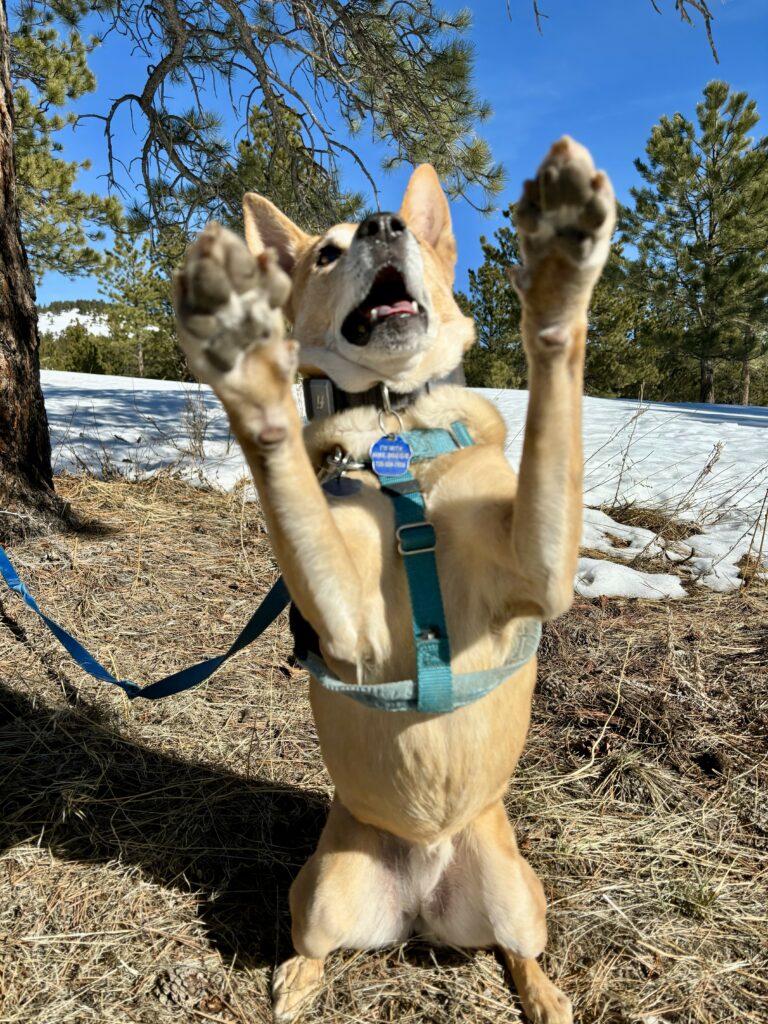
[1,474,766,1024]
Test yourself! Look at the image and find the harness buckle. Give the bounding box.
[396,521,437,556]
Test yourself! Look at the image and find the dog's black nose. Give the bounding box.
[356,212,406,243]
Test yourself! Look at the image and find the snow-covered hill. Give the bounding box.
[38,308,110,338]
[40,370,768,598]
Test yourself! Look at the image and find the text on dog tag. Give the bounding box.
[370,435,413,477]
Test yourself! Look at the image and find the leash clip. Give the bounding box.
[318,447,365,495]
[319,446,366,484]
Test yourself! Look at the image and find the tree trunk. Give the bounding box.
[699,358,715,404]
[740,356,750,407]
[0,0,58,537]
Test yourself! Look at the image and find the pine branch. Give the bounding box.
[73,0,504,227]
[650,0,719,62]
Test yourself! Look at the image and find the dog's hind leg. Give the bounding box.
[505,137,616,622]
[421,801,572,1024]
[273,796,411,1023]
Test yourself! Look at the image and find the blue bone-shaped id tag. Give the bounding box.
[370,434,413,477]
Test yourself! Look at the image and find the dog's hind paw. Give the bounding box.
[512,136,615,275]
[272,955,325,1023]
[506,954,574,1024]
[519,985,573,1024]
[173,222,292,385]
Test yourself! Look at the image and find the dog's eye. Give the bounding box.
[316,243,342,267]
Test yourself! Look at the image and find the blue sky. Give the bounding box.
[34,0,768,306]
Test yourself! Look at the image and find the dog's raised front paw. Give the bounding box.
[513,136,615,274]
[173,222,291,384]
[509,137,616,357]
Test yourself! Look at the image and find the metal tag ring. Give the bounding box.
[377,408,404,438]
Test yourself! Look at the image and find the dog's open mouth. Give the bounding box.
[341,266,425,347]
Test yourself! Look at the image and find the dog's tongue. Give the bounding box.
[371,300,416,319]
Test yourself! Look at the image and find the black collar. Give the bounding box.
[302,364,466,422]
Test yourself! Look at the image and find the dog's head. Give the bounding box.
[242,165,475,393]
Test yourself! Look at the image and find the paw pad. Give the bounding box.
[514,137,616,270]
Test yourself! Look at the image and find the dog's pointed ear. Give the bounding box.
[399,164,457,282]
[242,194,311,276]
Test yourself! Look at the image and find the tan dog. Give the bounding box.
[173,138,615,1024]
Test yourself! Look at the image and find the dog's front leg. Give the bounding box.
[508,138,616,619]
[173,224,363,668]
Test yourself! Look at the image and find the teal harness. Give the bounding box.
[296,421,541,714]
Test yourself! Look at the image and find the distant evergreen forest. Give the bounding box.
[39,299,111,315]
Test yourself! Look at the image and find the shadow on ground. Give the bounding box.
[0,676,328,970]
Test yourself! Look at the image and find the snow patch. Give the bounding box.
[39,309,110,338]
[576,557,687,600]
[39,372,768,598]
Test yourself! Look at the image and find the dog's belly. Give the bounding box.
[371,832,499,949]
[309,659,537,845]
[337,822,515,951]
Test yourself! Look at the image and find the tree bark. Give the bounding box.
[740,356,750,407]
[0,0,58,537]
[699,358,715,404]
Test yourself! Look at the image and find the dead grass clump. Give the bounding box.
[739,552,768,590]
[579,545,630,565]
[601,502,700,542]
[1,474,766,1023]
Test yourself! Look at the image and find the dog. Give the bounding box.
[173,137,615,1024]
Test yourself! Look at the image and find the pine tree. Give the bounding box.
[97,233,188,381]
[623,81,768,404]
[583,241,670,399]
[456,209,526,390]
[10,1,122,281]
[132,106,366,241]
[39,322,105,375]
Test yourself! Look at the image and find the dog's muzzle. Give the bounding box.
[341,213,428,347]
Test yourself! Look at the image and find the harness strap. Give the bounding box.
[372,422,473,712]
[301,417,540,710]
[378,469,452,712]
[298,617,541,712]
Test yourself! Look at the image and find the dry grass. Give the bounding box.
[1,474,766,1024]
[739,554,768,591]
[599,503,700,543]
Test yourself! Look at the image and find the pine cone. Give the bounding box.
[152,965,208,1009]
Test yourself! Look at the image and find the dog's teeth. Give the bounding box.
[410,301,419,313]
[370,309,380,323]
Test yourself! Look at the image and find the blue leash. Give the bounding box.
[0,542,289,701]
